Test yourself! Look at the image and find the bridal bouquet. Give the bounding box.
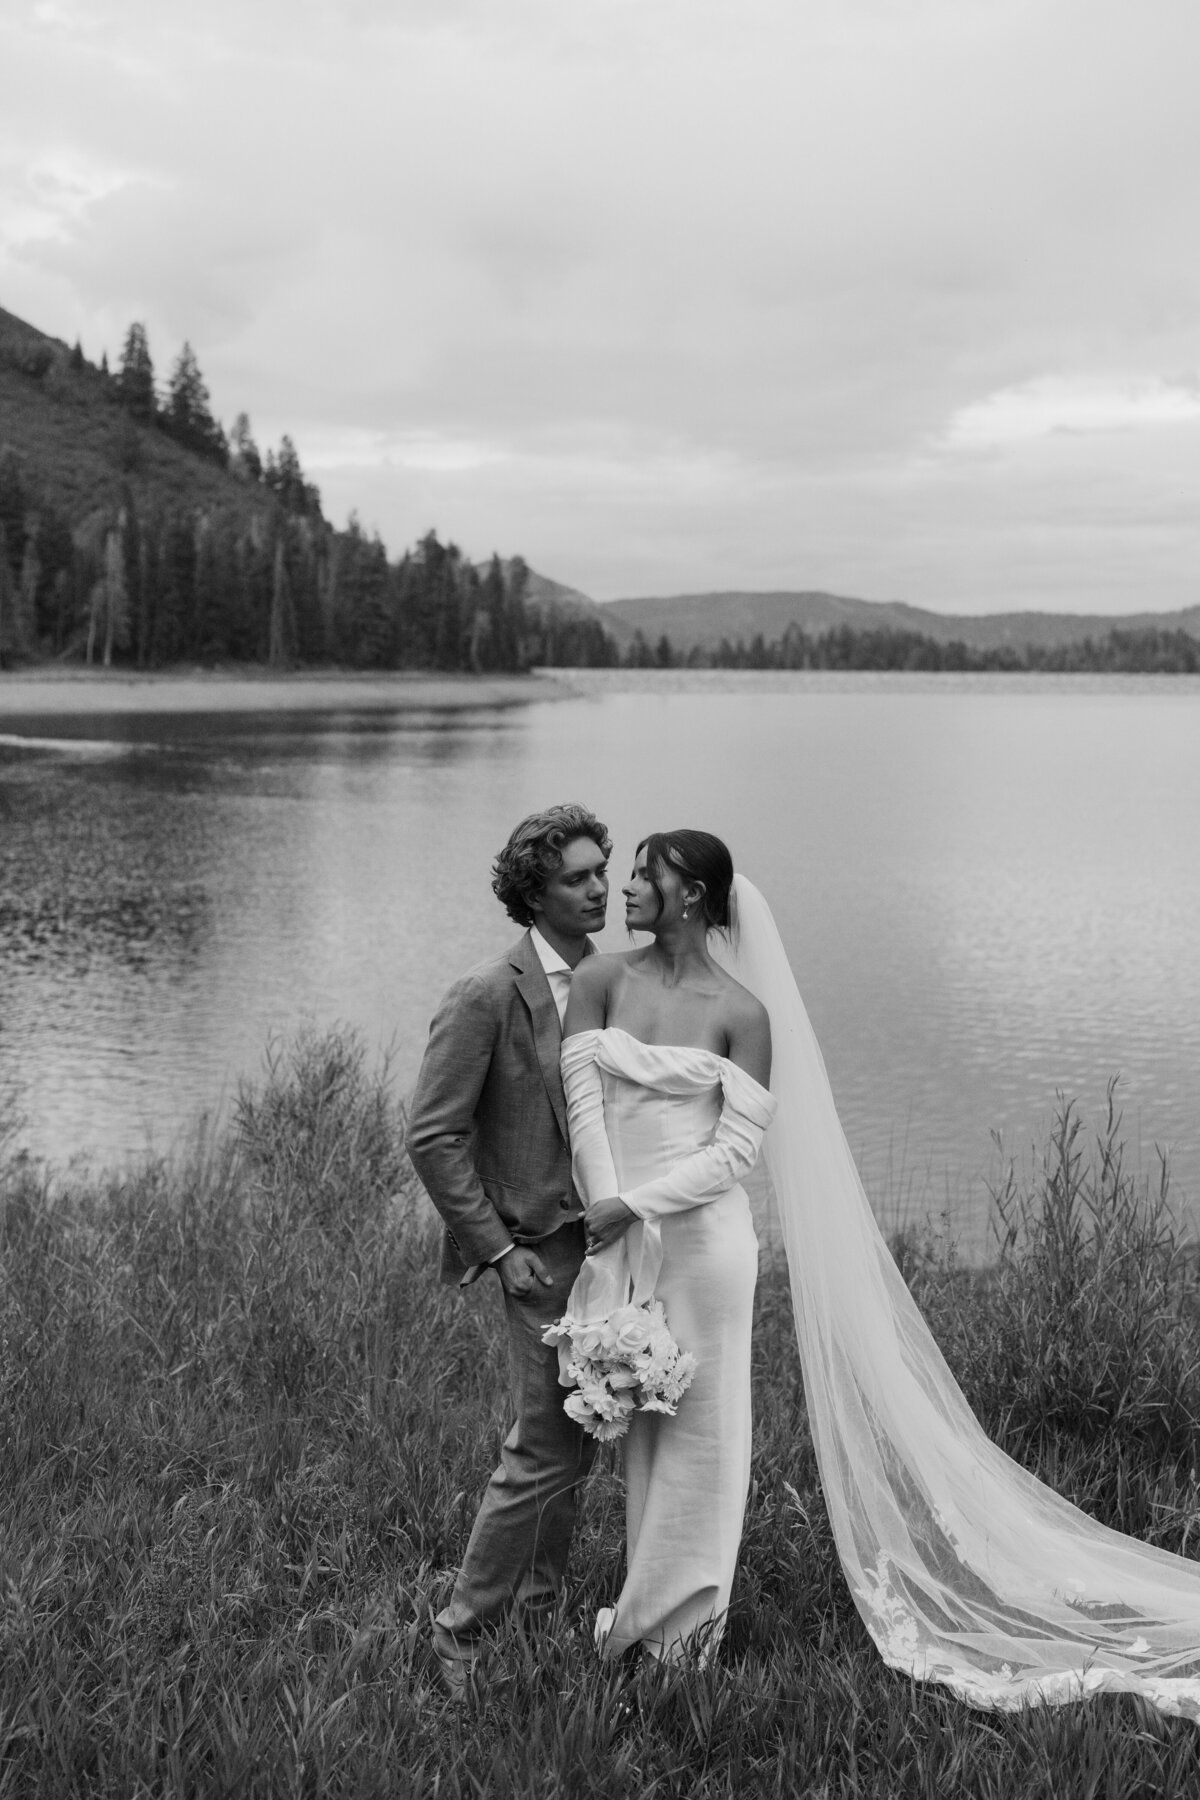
[542,1300,697,1442]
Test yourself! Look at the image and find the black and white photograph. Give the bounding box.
[2,3,1200,1794]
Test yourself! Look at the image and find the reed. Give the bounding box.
[2,1033,1199,1797]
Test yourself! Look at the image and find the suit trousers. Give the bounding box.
[433,1221,597,1661]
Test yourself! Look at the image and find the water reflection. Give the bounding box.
[2,675,1198,1252]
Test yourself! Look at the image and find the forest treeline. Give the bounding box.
[1,317,1197,675]
[0,321,614,671]
[0,448,615,670]
[622,621,1200,676]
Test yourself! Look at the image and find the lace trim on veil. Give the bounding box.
[713,874,1200,1722]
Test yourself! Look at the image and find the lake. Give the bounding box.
[2,669,1198,1253]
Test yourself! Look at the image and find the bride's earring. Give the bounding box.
[682,907,689,920]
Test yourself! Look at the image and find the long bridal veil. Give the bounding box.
[713,873,1200,1719]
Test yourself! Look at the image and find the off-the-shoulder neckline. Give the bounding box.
[567,1025,773,1100]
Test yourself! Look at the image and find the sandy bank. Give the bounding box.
[0,668,576,718]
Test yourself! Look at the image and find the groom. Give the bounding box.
[407,801,612,1696]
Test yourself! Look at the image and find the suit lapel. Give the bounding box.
[512,932,569,1144]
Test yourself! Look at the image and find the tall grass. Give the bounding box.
[3,1038,1200,1797]
[901,1083,1200,1549]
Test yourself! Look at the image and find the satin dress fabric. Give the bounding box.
[561,1028,776,1661]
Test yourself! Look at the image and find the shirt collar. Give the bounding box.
[531,925,574,979]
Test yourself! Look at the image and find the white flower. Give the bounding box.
[607,1302,654,1345]
[578,1382,622,1420]
[552,1298,697,1439]
[564,1392,596,1428]
[590,1417,629,1443]
[605,1366,642,1391]
[572,1321,608,1359]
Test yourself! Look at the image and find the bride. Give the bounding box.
[560,829,774,1661]
[559,828,1200,1718]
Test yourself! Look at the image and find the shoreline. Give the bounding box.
[0,667,577,718]
[3,664,1198,721]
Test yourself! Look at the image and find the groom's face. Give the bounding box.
[530,836,609,943]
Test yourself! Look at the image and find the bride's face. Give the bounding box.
[623,852,684,932]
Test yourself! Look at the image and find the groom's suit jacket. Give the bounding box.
[407,930,585,1286]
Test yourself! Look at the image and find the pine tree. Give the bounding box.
[244,518,276,660]
[101,521,129,665]
[506,556,531,670]
[402,531,445,666]
[268,534,296,667]
[0,448,26,568]
[151,514,195,665]
[0,523,12,666]
[229,413,263,483]
[28,503,75,651]
[433,539,465,670]
[164,342,226,464]
[478,555,508,671]
[84,515,130,667]
[190,515,217,657]
[265,435,320,517]
[200,517,241,661]
[0,468,37,659]
[391,552,418,665]
[18,530,42,656]
[116,322,156,423]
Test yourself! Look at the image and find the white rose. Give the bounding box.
[611,1314,654,1356]
[572,1321,607,1358]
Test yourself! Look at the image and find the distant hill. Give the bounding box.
[598,588,1200,653]
[0,302,267,526]
[521,567,597,616]
[488,561,635,646]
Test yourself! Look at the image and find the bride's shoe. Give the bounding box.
[593,1606,616,1653]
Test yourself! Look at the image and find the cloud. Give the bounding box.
[942,376,1200,449]
[2,0,1198,609]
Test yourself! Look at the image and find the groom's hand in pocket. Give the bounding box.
[586,1195,638,1253]
[497,1246,553,1301]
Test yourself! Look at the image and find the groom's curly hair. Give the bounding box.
[492,803,612,927]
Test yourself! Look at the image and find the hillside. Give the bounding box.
[0,303,593,676]
[524,566,614,621]
[599,587,1200,653]
[0,303,267,527]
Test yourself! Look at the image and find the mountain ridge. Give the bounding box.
[594,587,1200,653]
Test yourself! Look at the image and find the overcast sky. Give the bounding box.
[3,0,1198,614]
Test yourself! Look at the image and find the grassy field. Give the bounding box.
[3,1033,1200,1798]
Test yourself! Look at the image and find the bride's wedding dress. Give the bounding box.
[563,877,1200,1720]
[561,1027,776,1660]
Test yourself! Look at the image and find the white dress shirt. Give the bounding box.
[531,924,574,1026]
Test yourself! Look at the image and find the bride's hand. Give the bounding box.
[585,1194,638,1253]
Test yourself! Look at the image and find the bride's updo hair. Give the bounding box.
[637,830,734,931]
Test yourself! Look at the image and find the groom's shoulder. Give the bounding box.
[440,933,532,1003]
